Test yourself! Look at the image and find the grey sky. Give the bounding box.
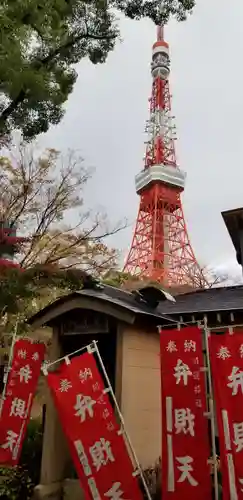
[41,0,243,280]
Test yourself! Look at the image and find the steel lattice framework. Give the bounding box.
[123,27,208,287]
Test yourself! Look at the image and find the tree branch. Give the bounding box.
[0,30,116,123]
[1,90,26,120]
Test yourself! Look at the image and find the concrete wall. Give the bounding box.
[120,325,161,468]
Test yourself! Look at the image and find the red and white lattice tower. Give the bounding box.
[123,27,208,287]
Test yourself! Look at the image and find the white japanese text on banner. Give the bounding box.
[160,326,211,500]
[47,351,143,500]
[210,331,243,499]
[0,339,45,466]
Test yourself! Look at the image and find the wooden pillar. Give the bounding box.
[34,327,69,500]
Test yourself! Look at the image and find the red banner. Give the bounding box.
[0,338,45,466]
[160,326,211,499]
[47,350,143,500]
[209,330,243,499]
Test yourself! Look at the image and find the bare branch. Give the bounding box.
[0,142,124,276]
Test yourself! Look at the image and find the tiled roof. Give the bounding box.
[157,285,243,316]
[28,283,176,325]
[29,279,243,327]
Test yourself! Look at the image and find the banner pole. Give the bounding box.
[0,315,20,417]
[42,343,92,373]
[91,340,152,500]
[203,315,218,500]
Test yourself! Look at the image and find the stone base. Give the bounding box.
[32,483,62,500]
[63,479,84,500]
[32,480,84,500]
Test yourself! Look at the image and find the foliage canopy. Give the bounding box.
[0,144,121,337]
[0,0,195,140]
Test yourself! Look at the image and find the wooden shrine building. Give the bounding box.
[28,279,243,500]
[28,280,176,500]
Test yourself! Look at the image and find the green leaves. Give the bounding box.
[114,0,195,24]
[0,466,34,500]
[0,0,195,140]
[0,420,43,500]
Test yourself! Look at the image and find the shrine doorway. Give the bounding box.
[61,319,117,394]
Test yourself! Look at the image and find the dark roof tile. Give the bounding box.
[28,283,176,325]
[157,285,243,316]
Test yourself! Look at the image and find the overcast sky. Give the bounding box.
[41,0,243,280]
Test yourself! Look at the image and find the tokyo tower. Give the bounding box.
[123,26,208,288]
